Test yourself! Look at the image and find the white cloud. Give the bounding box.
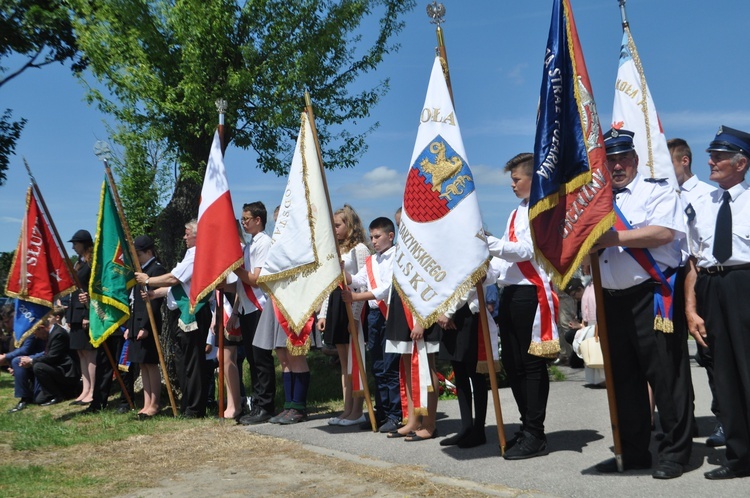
[464,116,536,138]
[661,110,750,130]
[507,63,529,85]
[339,166,405,200]
[471,163,511,187]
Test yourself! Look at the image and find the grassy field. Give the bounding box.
[0,347,554,496]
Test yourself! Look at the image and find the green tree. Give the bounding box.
[71,0,415,266]
[1,0,85,185]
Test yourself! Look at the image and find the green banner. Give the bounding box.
[89,179,135,347]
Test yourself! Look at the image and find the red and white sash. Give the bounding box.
[348,299,367,396]
[509,210,560,358]
[365,255,388,317]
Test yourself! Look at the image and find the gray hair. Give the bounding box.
[185,218,198,235]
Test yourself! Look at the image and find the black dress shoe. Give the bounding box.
[239,407,270,425]
[595,456,651,473]
[82,405,102,414]
[7,401,27,413]
[652,460,683,479]
[704,465,750,480]
[70,400,90,406]
[457,428,487,448]
[706,423,726,448]
[40,398,62,407]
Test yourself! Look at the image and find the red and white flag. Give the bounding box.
[190,130,243,311]
[611,27,677,187]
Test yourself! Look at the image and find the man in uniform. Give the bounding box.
[669,138,724,448]
[136,219,211,418]
[685,126,750,480]
[592,129,693,479]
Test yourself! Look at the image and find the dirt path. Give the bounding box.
[115,424,520,497]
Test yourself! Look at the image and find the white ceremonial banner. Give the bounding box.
[394,56,489,326]
[257,112,342,333]
[611,28,678,188]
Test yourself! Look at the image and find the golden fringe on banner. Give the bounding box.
[286,336,311,356]
[265,275,343,336]
[395,259,490,329]
[190,258,243,314]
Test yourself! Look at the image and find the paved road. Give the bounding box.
[243,342,748,497]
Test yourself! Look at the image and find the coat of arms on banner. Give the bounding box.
[403,134,475,222]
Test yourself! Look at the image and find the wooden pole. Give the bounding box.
[590,256,624,471]
[216,99,227,420]
[476,283,507,454]
[304,92,378,432]
[24,159,82,296]
[428,3,506,452]
[98,147,178,416]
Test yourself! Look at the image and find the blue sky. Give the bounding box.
[2,0,750,253]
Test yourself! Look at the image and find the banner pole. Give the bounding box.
[590,256,624,471]
[95,143,178,416]
[304,91,378,432]
[24,159,81,291]
[428,2,506,452]
[476,283,507,454]
[216,98,228,421]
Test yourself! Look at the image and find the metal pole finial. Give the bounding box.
[94,141,112,163]
[618,0,629,28]
[426,2,445,26]
[215,98,227,126]
[22,157,36,184]
[215,98,227,114]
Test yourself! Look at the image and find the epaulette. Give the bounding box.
[643,177,668,184]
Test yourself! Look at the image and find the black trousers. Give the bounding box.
[603,278,693,465]
[33,363,81,400]
[498,285,550,439]
[696,268,750,471]
[240,310,275,413]
[176,305,211,417]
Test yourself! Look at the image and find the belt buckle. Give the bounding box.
[706,264,722,274]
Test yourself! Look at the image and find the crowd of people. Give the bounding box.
[2,125,750,481]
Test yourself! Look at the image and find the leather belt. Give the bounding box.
[698,262,750,275]
[602,279,656,297]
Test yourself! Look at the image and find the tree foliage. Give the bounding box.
[1,0,85,185]
[71,0,415,266]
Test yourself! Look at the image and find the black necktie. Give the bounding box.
[713,190,732,263]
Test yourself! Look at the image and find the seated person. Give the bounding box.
[32,309,82,405]
[0,320,48,413]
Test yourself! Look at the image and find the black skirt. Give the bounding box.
[69,326,94,351]
[385,291,440,343]
[439,303,478,363]
[323,287,351,345]
[128,331,159,364]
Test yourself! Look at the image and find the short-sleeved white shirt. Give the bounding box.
[688,181,750,268]
[598,174,686,290]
